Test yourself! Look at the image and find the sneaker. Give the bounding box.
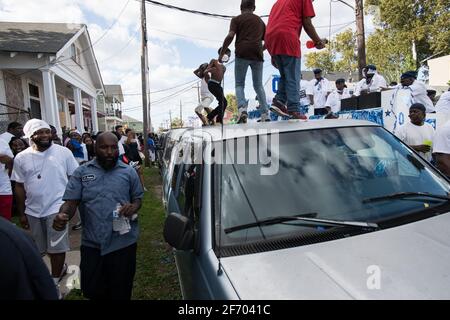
[72,222,82,231]
[237,111,248,124]
[270,99,290,117]
[288,111,307,120]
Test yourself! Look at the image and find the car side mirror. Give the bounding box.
[163,212,194,250]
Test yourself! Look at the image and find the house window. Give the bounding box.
[28,83,41,119]
[70,44,81,65]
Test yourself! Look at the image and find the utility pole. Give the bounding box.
[355,0,367,80]
[169,110,172,129]
[140,0,150,167]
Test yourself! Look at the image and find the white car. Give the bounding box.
[164,120,450,299]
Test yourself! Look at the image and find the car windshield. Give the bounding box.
[214,126,450,247]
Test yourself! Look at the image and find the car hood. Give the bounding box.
[220,213,450,299]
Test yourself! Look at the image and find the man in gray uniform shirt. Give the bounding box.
[53,132,144,300]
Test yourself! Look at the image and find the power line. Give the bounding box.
[143,0,268,19]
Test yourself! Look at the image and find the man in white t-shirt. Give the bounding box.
[299,74,312,115]
[354,65,387,96]
[433,119,450,177]
[11,119,79,297]
[396,103,435,161]
[399,71,435,113]
[307,68,331,114]
[325,78,352,114]
[435,89,450,113]
[0,138,14,220]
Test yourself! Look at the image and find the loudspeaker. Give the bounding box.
[357,92,381,110]
[341,96,358,111]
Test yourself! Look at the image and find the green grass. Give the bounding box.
[132,167,181,299]
[65,167,181,300]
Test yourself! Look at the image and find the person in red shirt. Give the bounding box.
[265,0,326,119]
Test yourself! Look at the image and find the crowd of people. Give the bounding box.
[192,0,449,125]
[0,119,161,299]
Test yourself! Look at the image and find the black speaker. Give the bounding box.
[314,108,328,116]
[341,96,358,111]
[357,92,381,110]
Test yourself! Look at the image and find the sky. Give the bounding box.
[0,0,376,130]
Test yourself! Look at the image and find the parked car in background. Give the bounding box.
[164,120,450,299]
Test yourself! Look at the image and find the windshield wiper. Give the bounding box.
[224,213,379,235]
[363,192,450,204]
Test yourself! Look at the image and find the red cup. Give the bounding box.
[306,40,315,49]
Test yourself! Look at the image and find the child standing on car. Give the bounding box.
[206,48,231,125]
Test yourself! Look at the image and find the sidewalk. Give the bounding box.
[43,218,81,297]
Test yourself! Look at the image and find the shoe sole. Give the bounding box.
[270,106,290,117]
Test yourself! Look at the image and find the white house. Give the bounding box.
[0,22,105,135]
[103,84,124,131]
[428,54,450,93]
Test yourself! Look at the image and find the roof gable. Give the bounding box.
[0,22,83,54]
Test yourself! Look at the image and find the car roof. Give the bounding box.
[166,127,191,140]
[184,120,381,141]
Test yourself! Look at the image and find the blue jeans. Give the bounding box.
[234,58,269,114]
[274,55,301,112]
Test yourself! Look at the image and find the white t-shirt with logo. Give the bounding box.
[405,81,435,113]
[308,78,331,109]
[0,139,13,195]
[354,73,387,96]
[299,80,312,106]
[11,144,79,218]
[325,88,352,113]
[396,122,435,161]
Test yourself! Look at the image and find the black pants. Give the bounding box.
[207,81,228,124]
[80,243,137,300]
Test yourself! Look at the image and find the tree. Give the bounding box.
[304,49,336,74]
[304,29,357,74]
[334,29,358,74]
[366,0,450,66]
[366,29,416,83]
[170,117,183,129]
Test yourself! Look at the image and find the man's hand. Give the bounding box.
[53,213,70,231]
[314,39,327,50]
[119,203,138,218]
[20,215,29,230]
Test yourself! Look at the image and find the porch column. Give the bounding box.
[0,71,6,105]
[41,69,54,124]
[90,96,99,133]
[49,71,62,136]
[73,87,84,132]
[63,97,71,131]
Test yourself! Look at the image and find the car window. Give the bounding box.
[214,126,450,248]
